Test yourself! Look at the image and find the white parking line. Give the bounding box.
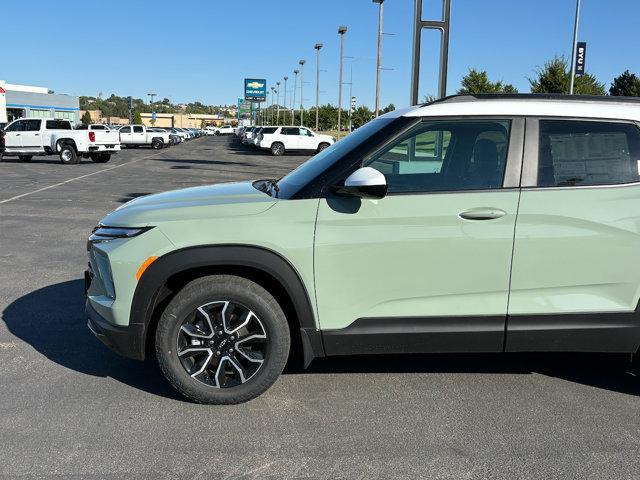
[0,150,166,204]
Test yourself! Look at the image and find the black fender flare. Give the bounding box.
[131,245,324,363]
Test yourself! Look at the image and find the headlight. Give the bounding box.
[89,225,153,244]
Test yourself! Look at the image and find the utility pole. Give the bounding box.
[292,69,299,124]
[337,25,347,139]
[314,43,323,131]
[276,81,281,124]
[299,59,306,126]
[568,0,582,95]
[283,76,288,125]
[373,0,384,116]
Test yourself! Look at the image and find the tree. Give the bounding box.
[132,111,143,124]
[610,70,640,96]
[81,111,92,125]
[529,56,605,95]
[381,104,395,114]
[351,105,374,129]
[458,69,518,94]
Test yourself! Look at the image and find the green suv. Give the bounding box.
[86,94,640,404]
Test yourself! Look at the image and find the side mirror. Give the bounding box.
[335,167,387,199]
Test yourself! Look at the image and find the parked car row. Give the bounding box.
[235,125,335,156]
[0,119,207,164]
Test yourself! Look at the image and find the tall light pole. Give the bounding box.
[373,0,384,116]
[292,69,299,124]
[283,76,288,125]
[568,0,582,95]
[147,92,156,105]
[337,26,348,139]
[314,43,323,131]
[299,59,306,126]
[276,81,281,124]
[270,86,276,125]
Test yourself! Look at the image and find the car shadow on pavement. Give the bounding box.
[2,279,184,401]
[300,352,640,396]
[4,280,640,400]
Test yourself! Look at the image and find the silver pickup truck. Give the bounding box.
[0,118,121,164]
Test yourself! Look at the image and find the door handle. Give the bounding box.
[459,207,507,221]
[15,134,21,136]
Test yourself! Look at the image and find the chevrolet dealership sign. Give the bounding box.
[244,78,267,102]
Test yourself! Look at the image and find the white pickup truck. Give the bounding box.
[1,118,121,164]
[117,125,171,149]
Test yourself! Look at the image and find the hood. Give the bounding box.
[102,181,277,226]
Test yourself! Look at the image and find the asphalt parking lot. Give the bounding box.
[2,135,640,479]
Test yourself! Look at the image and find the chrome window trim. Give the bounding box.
[522,116,640,189]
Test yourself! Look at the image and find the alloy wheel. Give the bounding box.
[176,301,267,388]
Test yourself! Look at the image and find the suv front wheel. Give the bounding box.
[155,275,290,404]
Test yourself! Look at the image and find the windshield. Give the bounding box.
[275,117,394,198]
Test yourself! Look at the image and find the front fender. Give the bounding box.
[131,245,323,362]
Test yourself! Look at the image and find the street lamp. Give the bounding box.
[299,59,306,127]
[270,86,275,125]
[372,0,384,116]
[337,26,348,139]
[276,81,281,124]
[283,76,288,125]
[314,43,323,131]
[292,69,299,124]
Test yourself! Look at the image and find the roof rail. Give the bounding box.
[422,93,640,106]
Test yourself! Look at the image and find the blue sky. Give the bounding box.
[3,0,639,109]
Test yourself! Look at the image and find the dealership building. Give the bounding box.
[0,80,80,124]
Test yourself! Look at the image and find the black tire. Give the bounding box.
[151,138,164,150]
[317,142,330,153]
[18,155,33,162]
[271,142,285,156]
[214,131,220,136]
[59,144,78,164]
[155,275,290,404]
[91,153,111,163]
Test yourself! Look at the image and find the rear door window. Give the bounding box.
[133,126,144,133]
[537,120,640,187]
[25,120,42,131]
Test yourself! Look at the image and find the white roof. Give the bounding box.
[400,95,640,122]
